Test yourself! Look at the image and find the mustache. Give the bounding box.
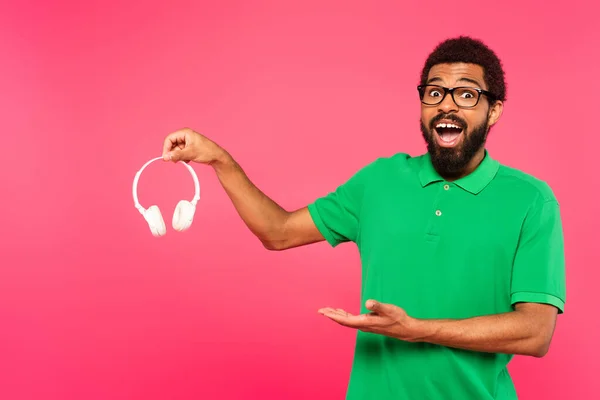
[429,114,467,130]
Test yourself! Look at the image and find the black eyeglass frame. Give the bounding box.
[417,85,497,108]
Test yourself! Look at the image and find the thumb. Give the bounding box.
[167,148,191,162]
[366,300,393,315]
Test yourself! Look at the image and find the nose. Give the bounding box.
[437,92,459,114]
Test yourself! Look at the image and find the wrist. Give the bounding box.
[404,318,437,343]
[210,149,234,171]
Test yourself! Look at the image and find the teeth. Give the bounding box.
[436,122,461,129]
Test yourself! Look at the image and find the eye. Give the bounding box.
[460,92,474,99]
[429,90,442,97]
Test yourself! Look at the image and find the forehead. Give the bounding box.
[427,63,486,89]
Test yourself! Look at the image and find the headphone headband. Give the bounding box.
[132,157,201,214]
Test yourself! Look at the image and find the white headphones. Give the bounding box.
[133,157,200,237]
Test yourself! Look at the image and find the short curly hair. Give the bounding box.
[420,36,507,102]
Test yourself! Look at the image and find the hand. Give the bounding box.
[318,300,423,342]
[162,128,229,165]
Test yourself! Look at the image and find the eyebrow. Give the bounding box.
[426,77,484,88]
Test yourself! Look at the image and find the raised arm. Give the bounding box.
[162,128,324,250]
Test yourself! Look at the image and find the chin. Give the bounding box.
[420,119,489,177]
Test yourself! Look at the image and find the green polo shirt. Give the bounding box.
[307,150,566,400]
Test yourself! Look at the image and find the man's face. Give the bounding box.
[419,63,502,179]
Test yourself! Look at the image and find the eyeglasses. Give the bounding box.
[417,85,496,108]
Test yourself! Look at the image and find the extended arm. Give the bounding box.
[212,154,324,250]
[162,128,324,250]
[413,302,558,357]
[319,300,559,357]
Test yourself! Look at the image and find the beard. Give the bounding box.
[420,114,489,179]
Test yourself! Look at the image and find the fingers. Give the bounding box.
[319,302,391,318]
[319,302,406,334]
[318,307,351,317]
[318,307,335,315]
[162,129,192,161]
[162,133,180,160]
[318,308,362,327]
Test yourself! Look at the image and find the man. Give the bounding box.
[161,36,565,399]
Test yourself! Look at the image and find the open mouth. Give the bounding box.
[434,121,464,148]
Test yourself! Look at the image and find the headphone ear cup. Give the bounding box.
[172,200,196,232]
[144,205,166,237]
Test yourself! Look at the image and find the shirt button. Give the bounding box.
[435,210,442,216]
[444,184,450,190]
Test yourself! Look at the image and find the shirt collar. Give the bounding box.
[418,150,500,194]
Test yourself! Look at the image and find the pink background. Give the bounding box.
[1,1,597,399]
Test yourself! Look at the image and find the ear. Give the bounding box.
[488,100,504,127]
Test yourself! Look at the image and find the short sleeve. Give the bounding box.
[511,198,566,313]
[307,161,377,247]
